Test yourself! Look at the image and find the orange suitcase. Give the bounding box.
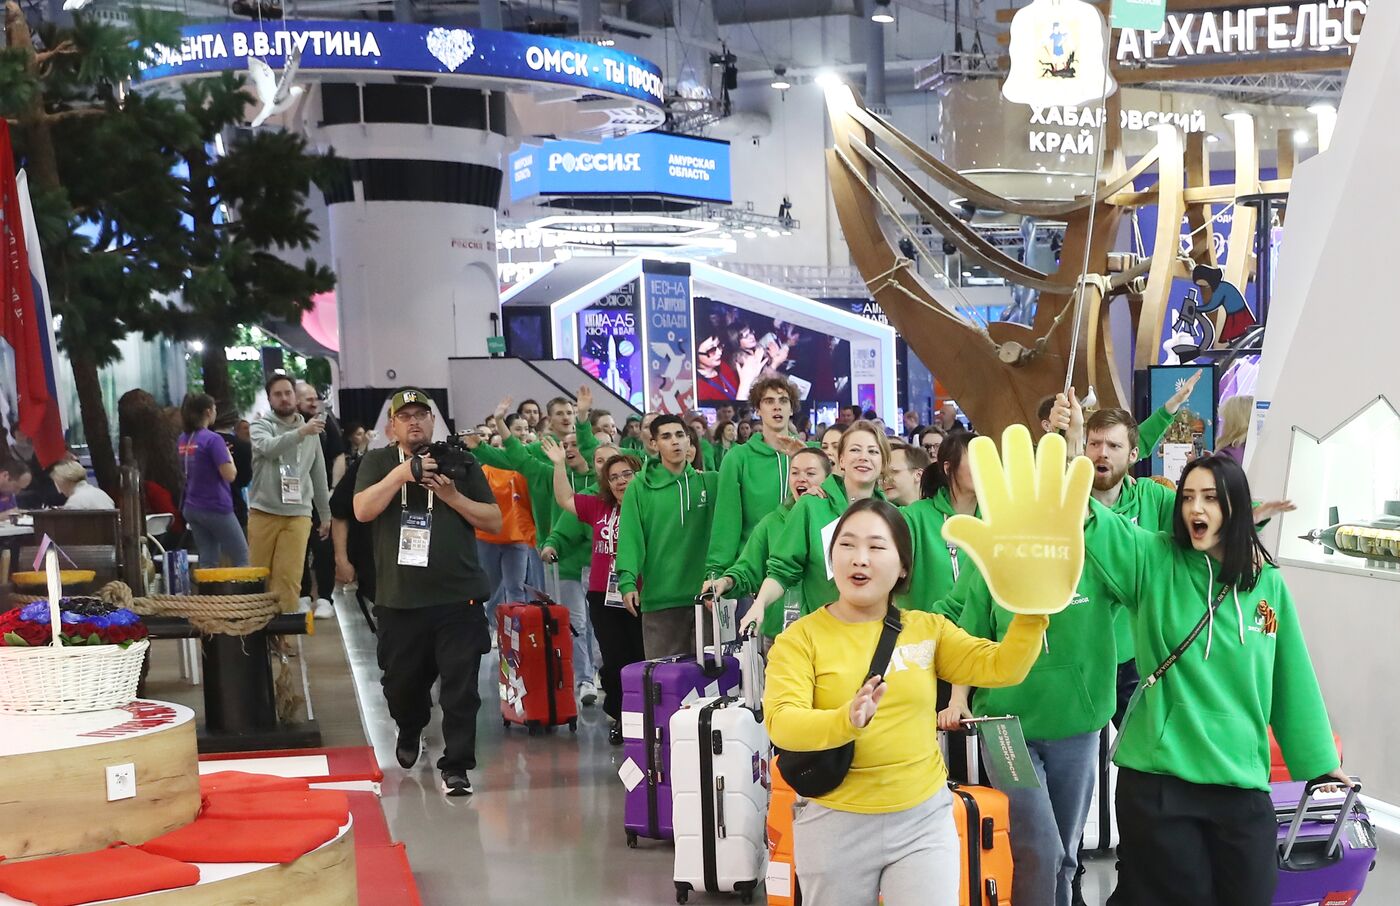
[765,755,800,906]
[950,782,1013,906]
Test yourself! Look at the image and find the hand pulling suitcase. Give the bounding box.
[672,627,769,904]
[621,597,741,846]
[1273,777,1376,906]
[947,719,1014,906]
[497,584,578,734]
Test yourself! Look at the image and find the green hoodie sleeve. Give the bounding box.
[614,481,645,596]
[470,440,515,471]
[702,438,717,472]
[544,506,592,580]
[724,513,775,599]
[575,416,599,474]
[1083,500,1156,611]
[765,496,814,590]
[705,452,746,574]
[1138,406,1173,458]
[1268,583,1342,781]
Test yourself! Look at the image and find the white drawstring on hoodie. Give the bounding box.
[1202,556,1244,661]
[677,470,692,525]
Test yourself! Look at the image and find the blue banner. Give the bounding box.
[136,21,665,108]
[642,266,695,414]
[510,133,732,204]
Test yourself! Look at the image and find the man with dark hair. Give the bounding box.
[902,409,923,444]
[0,458,32,512]
[354,388,501,797]
[296,381,344,619]
[516,399,542,430]
[615,414,720,658]
[248,373,330,614]
[839,404,860,426]
[919,426,947,461]
[684,412,716,471]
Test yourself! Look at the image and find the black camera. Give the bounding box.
[410,436,477,483]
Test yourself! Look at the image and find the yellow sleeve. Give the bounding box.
[933,613,1048,688]
[762,624,863,752]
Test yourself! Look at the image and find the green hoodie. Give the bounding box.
[615,459,720,612]
[952,562,1120,740]
[1137,405,1173,459]
[766,474,888,616]
[899,488,977,618]
[1083,501,1339,791]
[705,434,793,574]
[722,506,802,638]
[472,435,592,547]
[542,484,596,581]
[1101,474,1178,661]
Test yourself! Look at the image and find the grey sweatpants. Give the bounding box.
[792,787,960,906]
[641,606,697,660]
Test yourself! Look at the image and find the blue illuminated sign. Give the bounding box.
[135,21,665,108]
[509,133,732,204]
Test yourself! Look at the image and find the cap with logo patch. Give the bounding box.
[389,389,433,416]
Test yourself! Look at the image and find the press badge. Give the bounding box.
[279,463,302,504]
[398,510,431,567]
[782,589,802,629]
[604,568,625,608]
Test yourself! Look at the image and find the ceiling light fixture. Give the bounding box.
[1293,129,1309,143]
[771,66,791,91]
[871,0,895,24]
[814,70,842,91]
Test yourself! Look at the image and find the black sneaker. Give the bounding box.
[395,729,422,770]
[441,770,473,797]
[609,723,624,746]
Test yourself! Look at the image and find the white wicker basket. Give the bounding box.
[0,550,148,714]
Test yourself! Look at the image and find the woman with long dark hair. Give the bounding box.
[1086,454,1346,906]
[178,393,248,567]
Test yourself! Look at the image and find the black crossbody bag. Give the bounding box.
[775,604,903,798]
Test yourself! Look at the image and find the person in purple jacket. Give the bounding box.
[178,393,249,568]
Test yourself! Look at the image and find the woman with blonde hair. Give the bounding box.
[51,460,115,510]
[1214,394,1253,464]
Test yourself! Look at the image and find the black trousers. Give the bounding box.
[375,602,490,773]
[300,512,335,601]
[587,590,645,723]
[1113,659,1140,728]
[1107,768,1278,906]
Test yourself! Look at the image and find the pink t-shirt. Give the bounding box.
[575,493,622,594]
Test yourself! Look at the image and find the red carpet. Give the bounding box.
[199,745,384,783]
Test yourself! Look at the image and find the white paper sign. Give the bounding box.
[621,711,644,740]
[765,860,792,897]
[1162,442,1192,484]
[820,518,839,580]
[617,757,645,792]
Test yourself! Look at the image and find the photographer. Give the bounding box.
[354,389,502,798]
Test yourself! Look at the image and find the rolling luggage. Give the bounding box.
[621,598,741,846]
[764,756,799,906]
[945,719,1014,906]
[672,628,768,904]
[1081,722,1119,853]
[1273,778,1376,906]
[497,581,578,734]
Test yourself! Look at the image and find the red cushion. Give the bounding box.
[201,790,351,823]
[138,816,341,864]
[0,846,199,906]
[198,771,312,796]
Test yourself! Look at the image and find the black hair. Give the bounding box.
[922,429,975,500]
[264,373,294,396]
[1173,454,1274,592]
[503,412,528,430]
[0,458,31,481]
[827,498,913,599]
[1192,263,1223,289]
[180,392,216,434]
[650,413,686,439]
[517,399,541,414]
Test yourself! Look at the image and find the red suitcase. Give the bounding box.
[497,598,578,734]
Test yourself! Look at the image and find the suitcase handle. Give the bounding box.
[694,591,727,678]
[1281,776,1362,863]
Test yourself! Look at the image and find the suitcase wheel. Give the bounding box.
[674,882,691,904]
[735,880,758,904]
[503,718,511,729]
[528,724,542,737]
[626,831,638,849]
[569,718,578,733]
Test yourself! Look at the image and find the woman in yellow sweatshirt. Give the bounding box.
[764,498,1049,906]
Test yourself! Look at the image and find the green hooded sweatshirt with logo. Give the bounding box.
[766,474,888,616]
[722,506,802,638]
[705,434,793,575]
[952,563,1121,740]
[615,460,720,613]
[1083,501,1339,791]
[899,488,977,617]
[471,434,592,548]
[1102,474,1178,662]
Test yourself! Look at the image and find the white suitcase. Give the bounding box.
[671,631,768,904]
[1081,722,1119,853]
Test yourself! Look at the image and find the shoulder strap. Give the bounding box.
[1145,582,1231,687]
[865,605,904,682]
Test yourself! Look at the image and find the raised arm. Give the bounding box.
[540,435,578,516]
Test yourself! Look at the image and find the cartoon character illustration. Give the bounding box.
[1164,294,1217,364]
[1191,263,1258,344]
[1040,22,1078,78]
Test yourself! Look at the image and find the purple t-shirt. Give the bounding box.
[179,428,234,514]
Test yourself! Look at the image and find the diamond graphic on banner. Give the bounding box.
[426,28,475,72]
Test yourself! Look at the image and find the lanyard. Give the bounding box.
[398,448,435,512]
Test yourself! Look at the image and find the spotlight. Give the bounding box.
[814,70,842,91]
[190,340,205,353]
[771,66,791,91]
[1293,129,1309,143]
[1206,134,1220,143]
[871,0,895,23]
[1306,102,1336,116]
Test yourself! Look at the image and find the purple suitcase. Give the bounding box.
[1273,778,1376,906]
[621,600,740,847]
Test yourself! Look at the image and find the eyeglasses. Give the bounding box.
[394,410,432,423]
[922,444,940,453]
[608,470,636,483]
[698,344,721,355]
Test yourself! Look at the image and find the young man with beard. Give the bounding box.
[616,415,720,659]
[354,389,502,797]
[249,374,331,613]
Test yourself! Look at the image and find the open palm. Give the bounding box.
[942,425,1093,615]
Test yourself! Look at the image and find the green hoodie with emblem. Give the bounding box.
[899,488,978,618]
[705,434,794,575]
[615,459,720,612]
[952,564,1121,740]
[766,474,888,616]
[1083,501,1339,791]
[1101,474,1178,661]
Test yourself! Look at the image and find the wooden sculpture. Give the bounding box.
[823,83,1288,436]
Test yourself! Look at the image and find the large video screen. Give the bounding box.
[692,296,851,405]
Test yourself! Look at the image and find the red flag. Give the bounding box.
[0,121,65,468]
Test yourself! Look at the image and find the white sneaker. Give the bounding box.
[314,599,335,620]
[579,680,597,707]
[297,597,313,615]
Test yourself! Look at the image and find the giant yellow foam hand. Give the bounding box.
[942,425,1094,615]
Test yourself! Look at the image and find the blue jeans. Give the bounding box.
[982,729,1100,906]
[183,506,249,568]
[477,541,536,627]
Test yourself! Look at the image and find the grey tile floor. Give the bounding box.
[338,602,1400,905]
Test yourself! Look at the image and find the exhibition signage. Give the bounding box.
[1115,2,1368,63]
[1148,364,1218,482]
[135,21,666,108]
[509,133,732,204]
[578,280,645,410]
[642,264,696,415]
[1112,0,1166,31]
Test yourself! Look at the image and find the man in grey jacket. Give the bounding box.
[249,373,331,613]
